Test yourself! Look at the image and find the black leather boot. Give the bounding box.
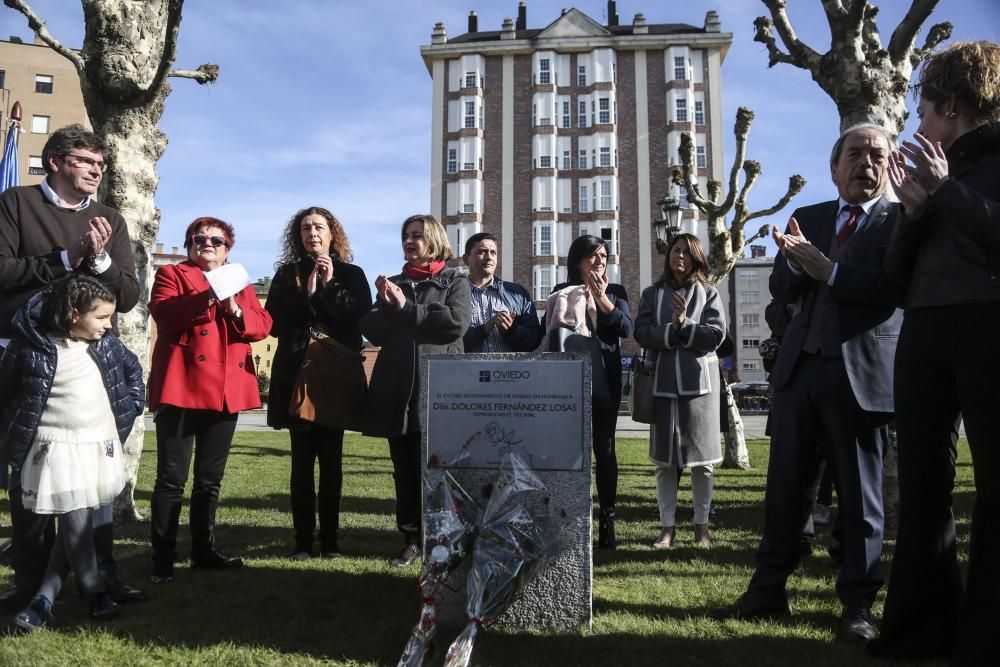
[598,507,617,549]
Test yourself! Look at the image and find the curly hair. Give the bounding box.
[275,207,353,267]
[655,233,711,288]
[41,274,116,336]
[915,40,1000,123]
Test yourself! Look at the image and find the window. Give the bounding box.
[28,155,45,176]
[598,98,610,124]
[31,115,50,134]
[465,71,476,88]
[599,180,613,210]
[695,100,705,125]
[740,292,759,305]
[534,267,554,301]
[463,203,475,213]
[538,155,551,169]
[266,344,272,352]
[577,65,587,87]
[464,101,476,129]
[578,101,587,128]
[267,360,271,369]
[0,70,5,89]
[696,145,707,168]
[538,59,551,84]
[562,151,571,171]
[674,56,687,80]
[35,74,53,94]
[447,149,457,174]
[463,159,475,171]
[561,101,571,129]
[742,313,760,328]
[599,147,611,167]
[742,338,760,349]
[579,185,589,213]
[579,225,590,237]
[578,150,588,170]
[536,224,553,255]
[742,361,760,372]
[675,99,688,123]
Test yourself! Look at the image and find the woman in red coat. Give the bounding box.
[146,216,272,583]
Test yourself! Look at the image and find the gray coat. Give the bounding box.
[634,282,725,467]
[360,267,471,438]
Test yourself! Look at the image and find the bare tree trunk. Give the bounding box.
[721,382,751,470]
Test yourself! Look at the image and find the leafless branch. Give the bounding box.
[753,17,797,67]
[673,135,717,213]
[4,0,84,71]
[920,21,952,53]
[888,0,941,63]
[168,64,219,84]
[745,175,807,222]
[142,0,185,100]
[717,108,754,214]
[759,0,823,70]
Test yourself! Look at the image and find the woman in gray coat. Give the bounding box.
[360,214,470,568]
[634,233,725,549]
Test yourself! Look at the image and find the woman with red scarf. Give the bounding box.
[361,214,470,567]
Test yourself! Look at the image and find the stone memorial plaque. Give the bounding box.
[426,357,585,470]
[421,352,593,631]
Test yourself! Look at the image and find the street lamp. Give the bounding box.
[653,193,682,254]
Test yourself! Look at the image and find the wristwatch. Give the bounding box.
[87,251,108,271]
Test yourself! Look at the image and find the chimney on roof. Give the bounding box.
[431,22,447,44]
[155,243,163,254]
[607,0,619,27]
[704,10,721,33]
[750,245,766,258]
[9,36,22,43]
[468,10,478,33]
[633,13,648,34]
[501,17,516,39]
[516,2,527,31]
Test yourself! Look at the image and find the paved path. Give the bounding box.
[145,411,773,440]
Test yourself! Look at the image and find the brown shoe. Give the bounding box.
[653,526,675,550]
[694,523,712,547]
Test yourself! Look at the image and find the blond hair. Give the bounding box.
[916,40,1000,122]
[401,214,453,262]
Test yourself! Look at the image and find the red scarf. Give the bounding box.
[402,260,446,280]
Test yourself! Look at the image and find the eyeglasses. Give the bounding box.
[191,234,229,248]
[62,153,107,173]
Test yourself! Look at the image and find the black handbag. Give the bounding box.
[626,351,655,424]
[548,326,612,409]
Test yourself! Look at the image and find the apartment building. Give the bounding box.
[420,2,732,314]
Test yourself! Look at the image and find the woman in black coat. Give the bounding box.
[872,41,1000,664]
[266,207,371,559]
[547,235,632,548]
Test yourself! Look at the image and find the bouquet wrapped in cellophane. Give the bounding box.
[397,470,479,667]
[443,453,558,667]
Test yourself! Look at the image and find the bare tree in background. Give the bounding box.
[671,107,805,470]
[5,0,219,520]
[754,0,951,134]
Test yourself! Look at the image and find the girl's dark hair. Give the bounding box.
[656,233,711,288]
[566,235,608,285]
[275,206,353,267]
[41,275,116,335]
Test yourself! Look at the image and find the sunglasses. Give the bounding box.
[191,234,228,248]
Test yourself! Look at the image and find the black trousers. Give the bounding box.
[387,432,421,545]
[150,407,237,566]
[593,406,619,511]
[750,354,887,609]
[8,488,116,588]
[289,424,344,552]
[879,305,1000,663]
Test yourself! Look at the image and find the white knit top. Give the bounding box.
[34,336,118,445]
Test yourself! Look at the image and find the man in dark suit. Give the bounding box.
[712,124,902,643]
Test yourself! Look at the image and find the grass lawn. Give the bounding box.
[0,431,973,666]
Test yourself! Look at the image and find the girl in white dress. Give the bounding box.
[0,275,143,631]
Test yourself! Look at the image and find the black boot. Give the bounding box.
[598,507,617,549]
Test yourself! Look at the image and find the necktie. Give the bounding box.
[837,205,862,247]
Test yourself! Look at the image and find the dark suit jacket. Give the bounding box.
[769,196,903,414]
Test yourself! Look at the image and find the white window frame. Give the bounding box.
[696,145,707,168]
[742,338,760,349]
[599,180,613,210]
[562,151,571,171]
[675,99,688,123]
[579,184,589,213]
[31,115,50,134]
[561,101,571,129]
[599,147,611,167]
[34,74,53,94]
[578,100,588,128]
[447,148,457,174]
[464,101,476,129]
[28,155,45,175]
[577,65,587,87]
[578,150,588,171]
[538,59,551,84]
[598,97,610,124]
[694,100,705,125]
[465,71,476,88]
[674,56,687,80]
[742,313,760,328]
[538,155,552,169]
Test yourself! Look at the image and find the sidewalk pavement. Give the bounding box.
[144,411,772,440]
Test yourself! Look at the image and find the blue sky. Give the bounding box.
[2,0,998,284]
